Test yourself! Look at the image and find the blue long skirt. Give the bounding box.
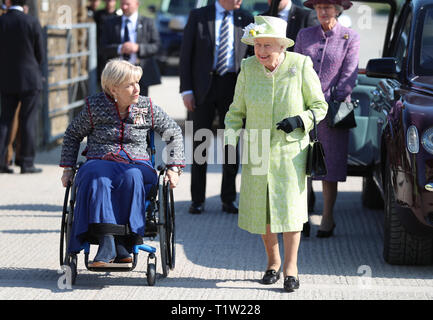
[68,159,157,253]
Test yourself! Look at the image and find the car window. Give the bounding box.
[393,11,411,72]
[417,6,433,76]
[343,1,392,69]
[160,0,198,15]
[241,0,269,15]
[239,0,304,15]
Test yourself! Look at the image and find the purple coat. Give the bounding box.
[294,22,360,182]
[294,22,360,102]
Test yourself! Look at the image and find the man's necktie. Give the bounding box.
[216,11,230,76]
[123,18,131,61]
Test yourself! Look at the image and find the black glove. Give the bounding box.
[276,116,304,134]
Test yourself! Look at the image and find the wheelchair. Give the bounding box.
[59,131,176,286]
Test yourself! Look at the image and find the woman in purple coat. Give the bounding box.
[294,0,360,237]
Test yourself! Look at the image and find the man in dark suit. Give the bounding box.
[179,0,253,215]
[93,0,119,81]
[101,0,161,96]
[0,0,44,174]
[262,0,317,51]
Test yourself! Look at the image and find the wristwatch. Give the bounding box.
[168,166,183,175]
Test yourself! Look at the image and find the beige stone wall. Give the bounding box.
[36,0,93,145]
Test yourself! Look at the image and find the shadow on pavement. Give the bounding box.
[175,191,433,281]
[0,204,62,212]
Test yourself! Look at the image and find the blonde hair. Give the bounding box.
[101,59,143,94]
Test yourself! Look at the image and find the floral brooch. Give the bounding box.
[288,67,297,76]
[130,105,148,125]
[242,23,266,38]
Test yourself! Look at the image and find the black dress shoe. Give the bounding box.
[0,166,13,174]
[261,269,280,285]
[20,166,42,174]
[222,201,238,214]
[316,224,336,238]
[284,276,300,292]
[189,202,204,214]
[302,221,310,237]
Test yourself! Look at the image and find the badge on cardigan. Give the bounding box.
[131,106,147,125]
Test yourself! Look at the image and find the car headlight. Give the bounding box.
[407,125,419,154]
[422,127,433,155]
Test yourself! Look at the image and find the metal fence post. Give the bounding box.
[88,23,97,95]
[41,23,98,145]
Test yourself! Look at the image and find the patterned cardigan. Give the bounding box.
[59,92,185,168]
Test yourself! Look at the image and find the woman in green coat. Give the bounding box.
[224,15,327,292]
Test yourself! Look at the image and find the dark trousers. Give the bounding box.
[191,73,240,204]
[0,90,40,168]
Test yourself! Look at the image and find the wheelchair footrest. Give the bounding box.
[87,262,133,272]
[133,244,156,254]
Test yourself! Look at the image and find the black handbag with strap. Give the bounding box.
[306,110,327,177]
[327,100,357,129]
[326,86,358,129]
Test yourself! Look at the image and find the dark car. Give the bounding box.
[365,0,433,265]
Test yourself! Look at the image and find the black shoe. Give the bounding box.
[283,276,300,292]
[222,201,238,214]
[261,269,280,285]
[316,224,336,238]
[189,201,204,214]
[0,166,13,174]
[302,222,310,237]
[20,166,42,174]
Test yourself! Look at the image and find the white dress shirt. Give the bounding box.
[213,1,235,73]
[181,2,236,97]
[277,1,292,21]
[8,5,24,12]
[117,11,139,65]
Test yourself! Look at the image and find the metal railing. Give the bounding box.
[41,23,97,145]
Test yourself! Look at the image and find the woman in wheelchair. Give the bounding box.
[59,59,185,268]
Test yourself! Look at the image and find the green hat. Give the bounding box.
[241,15,294,48]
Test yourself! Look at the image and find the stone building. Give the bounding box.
[36,0,98,146]
[1,0,97,147]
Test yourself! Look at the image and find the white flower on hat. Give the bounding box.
[242,23,266,38]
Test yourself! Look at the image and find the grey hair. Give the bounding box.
[313,4,344,17]
[276,38,289,50]
[101,59,143,94]
[334,4,344,16]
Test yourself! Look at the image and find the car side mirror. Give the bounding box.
[366,58,399,79]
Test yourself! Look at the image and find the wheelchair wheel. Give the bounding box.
[60,185,70,267]
[147,263,156,286]
[60,183,76,267]
[65,254,78,285]
[158,174,176,277]
[166,185,176,270]
[158,175,169,277]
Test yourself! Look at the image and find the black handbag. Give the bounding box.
[306,110,327,177]
[327,99,357,129]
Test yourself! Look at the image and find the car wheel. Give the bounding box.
[383,162,433,265]
[362,176,384,209]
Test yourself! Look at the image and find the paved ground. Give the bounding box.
[1,76,433,304]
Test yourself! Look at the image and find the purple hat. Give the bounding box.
[303,0,353,10]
